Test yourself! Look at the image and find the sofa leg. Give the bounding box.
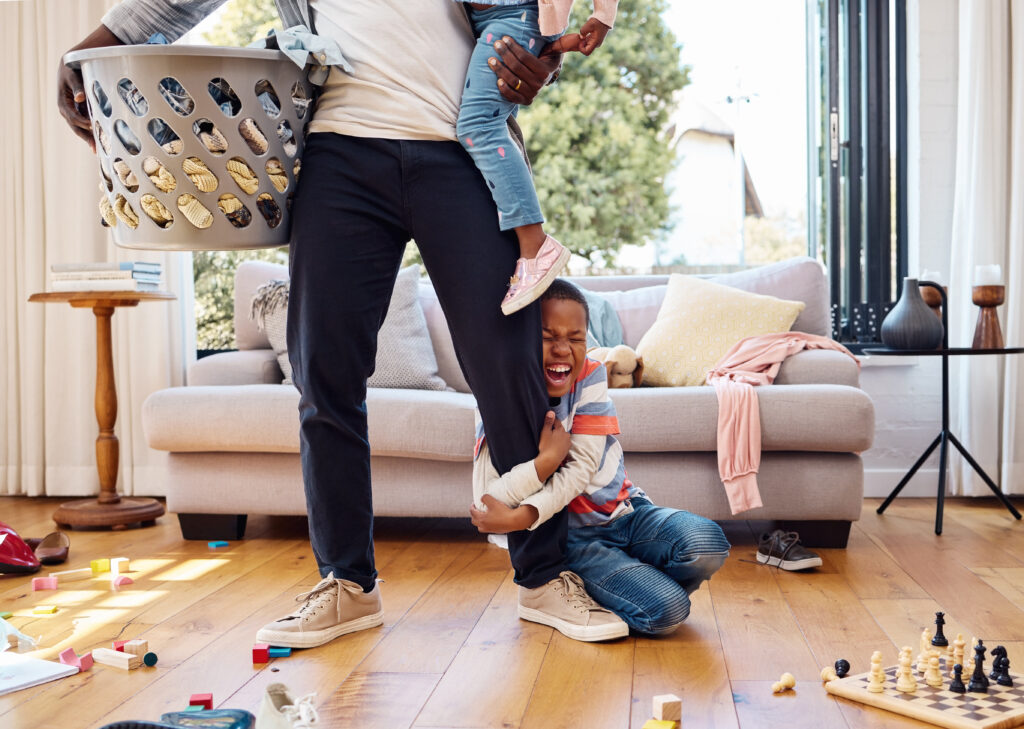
[177,513,248,541]
[770,520,852,548]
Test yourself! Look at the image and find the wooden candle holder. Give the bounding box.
[972,284,1005,349]
[919,283,946,320]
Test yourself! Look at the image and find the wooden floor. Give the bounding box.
[2,496,1024,729]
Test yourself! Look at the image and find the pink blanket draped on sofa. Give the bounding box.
[707,331,860,514]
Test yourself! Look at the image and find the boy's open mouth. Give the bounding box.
[545,362,573,388]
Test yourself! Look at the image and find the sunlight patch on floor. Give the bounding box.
[150,558,228,581]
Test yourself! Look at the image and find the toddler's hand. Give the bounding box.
[548,18,611,56]
[537,411,571,467]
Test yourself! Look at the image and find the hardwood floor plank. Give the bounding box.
[823,521,929,599]
[318,672,441,729]
[519,634,634,729]
[631,586,738,729]
[414,572,551,729]
[730,680,848,729]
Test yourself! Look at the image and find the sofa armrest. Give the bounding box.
[773,349,860,387]
[188,350,283,386]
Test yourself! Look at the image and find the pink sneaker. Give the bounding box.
[501,236,571,315]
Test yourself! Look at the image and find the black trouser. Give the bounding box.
[286,132,567,591]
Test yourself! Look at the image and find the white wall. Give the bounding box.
[859,0,958,498]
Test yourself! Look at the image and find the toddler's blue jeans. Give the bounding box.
[566,498,731,634]
[457,3,557,231]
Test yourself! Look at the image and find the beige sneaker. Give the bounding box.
[518,571,629,642]
[255,573,383,648]
[257,682,318,729]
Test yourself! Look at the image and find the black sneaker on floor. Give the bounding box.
[756,529,823,571]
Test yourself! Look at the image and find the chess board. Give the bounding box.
[825,660,1024,729]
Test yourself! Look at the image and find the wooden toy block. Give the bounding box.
[32,605,57,615]
[93,647,141,670]
[51,567,92,582]
[252,643,270,663]
[91,558,110,575]
[267,647,291,658]
[78,652,94,671]
[143,652,158,667]
[113,640,128,651]
[653,694,682,722]
[113,576,134,586]
[184,705,204,713]
[0,611,12,619]
[207,541,229,548]
[641,720,678,729]
[32,576,58,591]
[190,693,214,710]
[110,557,130,576]
[58,647,80,670]
[124,639,148,656]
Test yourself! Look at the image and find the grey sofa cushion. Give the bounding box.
[188,349,282,386]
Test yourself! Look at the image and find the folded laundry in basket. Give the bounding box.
[252,25,352,78]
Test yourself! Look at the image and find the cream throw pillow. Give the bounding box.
[637,274,806,386]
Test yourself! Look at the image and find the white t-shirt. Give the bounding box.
[308,0,476,142]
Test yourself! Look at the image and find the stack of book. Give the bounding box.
[50,262,163,292]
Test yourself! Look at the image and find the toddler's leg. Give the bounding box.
[624,503,731,595]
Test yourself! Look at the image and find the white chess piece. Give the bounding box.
[917,628,933,675]
[896,647,917,693]
[951,634,966,680]
[925,653,944,687]
[868,650,886,693]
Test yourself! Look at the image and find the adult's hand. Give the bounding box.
[488,36,562,106]
[57,25,125,152]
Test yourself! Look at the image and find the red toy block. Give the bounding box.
[32,576,58,591]
[190,693,213,710]
[78,651,93,671]
[113,576,134,586]
[252,643,270,664]
[113,640,128,652]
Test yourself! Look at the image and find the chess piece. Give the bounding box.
[964,636,978,677]
[951,634,965,680]
[997,654,1013,688]
[868,651,886,693]
[968,641,988,693]
[896,647,917,693]
[990,646,1006,681]
[917,628,933,675]
[821,666,839,682]
[772,672,796,693]
[931,612,948,647]
[925,653,944,688]
[949,663,967,693]
[835,659,850,679]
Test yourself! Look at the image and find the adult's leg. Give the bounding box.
[566,524,691,634]
[624,500,731,595]
[287,133,410,590]
[404,139,565,588]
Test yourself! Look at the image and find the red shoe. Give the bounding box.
[0,522,41,574]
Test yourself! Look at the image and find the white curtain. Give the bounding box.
[948,0,1024,495]
[1,0,194,497]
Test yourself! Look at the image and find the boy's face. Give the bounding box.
[541,298,589,398]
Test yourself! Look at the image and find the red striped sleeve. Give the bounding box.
[570,414,620,435]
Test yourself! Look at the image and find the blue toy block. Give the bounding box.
[207,541,229,548]
[267,647,292,658]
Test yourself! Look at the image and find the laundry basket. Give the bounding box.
[65,45,315,251]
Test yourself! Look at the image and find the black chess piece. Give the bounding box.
[997,654,1013,688]
[968,641,989,693]
[835,659,851,679]
[949,663,967,693]
[990,646,1006,681]
[931,611,949,647]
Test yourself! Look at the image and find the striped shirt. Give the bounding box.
[473,358,646,530]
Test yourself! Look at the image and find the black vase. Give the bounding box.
[880,278,944,350]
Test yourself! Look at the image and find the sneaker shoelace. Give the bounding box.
[282,692,319,727]
[556,571,605,613]
[764,530,802,569]
[292,575,362,618]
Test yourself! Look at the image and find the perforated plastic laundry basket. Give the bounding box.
[65,45,315,250]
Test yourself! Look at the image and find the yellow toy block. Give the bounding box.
[641,720,679,729]
[91,558,110,575]
[32,605,58,615]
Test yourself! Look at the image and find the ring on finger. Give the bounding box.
[514,78,522,91]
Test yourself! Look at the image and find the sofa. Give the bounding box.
[142,256,874,546]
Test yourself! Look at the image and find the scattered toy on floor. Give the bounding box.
[50,567,92,582]
[191,693,214,710]
[821,666,839,682]
[31,576,58,591]
[208,541,229,549]
[93,647,140,670]
[253,643,270,664]
[32,605,57,615]
[268,647,291,658]
[640,720,678,729]
[772,672,796,693]
[113,576,134,586]
[652,694,681,722]
[835,659,850,679]
[90,558,110,575]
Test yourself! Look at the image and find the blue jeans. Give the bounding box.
[566,499,730,634]
[457,3,557,231]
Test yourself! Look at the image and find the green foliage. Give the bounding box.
[194,248,288,350]
[202,0,279,47]
[518,0,688,265]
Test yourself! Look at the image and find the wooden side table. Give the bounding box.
[29,291,176,529]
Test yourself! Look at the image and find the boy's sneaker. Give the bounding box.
[257,683,319,729]
[518,570,629,642]
[255,573,383,648]
[501,235,571,315]
[756,529,822,571]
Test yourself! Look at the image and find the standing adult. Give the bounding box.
[57,0,628,646]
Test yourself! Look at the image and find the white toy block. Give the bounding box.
[93,647,141,670]
[123,639,149,656]
[653,693,682,722]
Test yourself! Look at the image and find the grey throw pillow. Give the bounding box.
[250,264,447,390]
